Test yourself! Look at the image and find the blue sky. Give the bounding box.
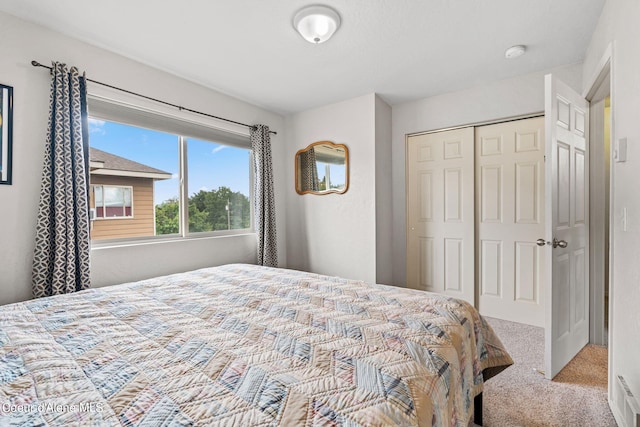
[316,163,346,188]
[88,119,250,205]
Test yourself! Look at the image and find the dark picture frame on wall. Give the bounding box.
[0,83,13,185]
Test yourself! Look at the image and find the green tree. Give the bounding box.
[318,176,327,191]
[155,197,179,235]
[156,187,251,234]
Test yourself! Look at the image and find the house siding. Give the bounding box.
[90,175,156,240]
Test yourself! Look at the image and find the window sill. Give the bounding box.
[92,217,135,221]
[91,231,255,251]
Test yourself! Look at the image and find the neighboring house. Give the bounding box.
[89,147,172,240]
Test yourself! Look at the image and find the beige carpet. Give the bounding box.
[475,317,616,427]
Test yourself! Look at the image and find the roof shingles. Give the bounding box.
[90,147,171,176]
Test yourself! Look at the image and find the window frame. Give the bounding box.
[179,136,255,238]
[87,96,255,246]
[92,184,134,220]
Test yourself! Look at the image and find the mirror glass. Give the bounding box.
[295,141,349,195]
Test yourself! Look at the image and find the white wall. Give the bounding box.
[582,0,640,422]
[390,63,583,286]
[375,96,393,284]
[0,11,286,304]
[286,93,393,284]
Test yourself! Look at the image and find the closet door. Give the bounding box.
[476,117,545,326]
[406,128,475,304]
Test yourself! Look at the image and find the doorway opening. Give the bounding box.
[583,45,613,406]
[586,66,611,349]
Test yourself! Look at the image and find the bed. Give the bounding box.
[0,264,512,426]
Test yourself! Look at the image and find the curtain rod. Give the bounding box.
[31,60,277,135]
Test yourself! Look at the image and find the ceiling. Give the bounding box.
[0,0,605,115]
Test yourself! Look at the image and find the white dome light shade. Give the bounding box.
[293,5,341,44]
[505,45,526,59]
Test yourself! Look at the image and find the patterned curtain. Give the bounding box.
[299,147,319,192]
[250,125,278,267]
[32,62,91,298]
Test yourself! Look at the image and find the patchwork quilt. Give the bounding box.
[0,264,512,426]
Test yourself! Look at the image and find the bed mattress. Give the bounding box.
[0,264,512,426]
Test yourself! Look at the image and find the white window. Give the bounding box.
[87,100,253,242]
[93,185,133,218]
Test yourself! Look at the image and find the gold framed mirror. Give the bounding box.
[295,141,349,195]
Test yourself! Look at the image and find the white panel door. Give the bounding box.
[544,74,589,379]
[406,128,475,304]
[476,117,546,327]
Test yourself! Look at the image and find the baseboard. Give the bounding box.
[611,396,640,427]
[614,375,640,427]
[611,398,627,427]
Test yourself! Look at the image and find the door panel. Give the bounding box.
[575,151,586,224]
[544,74,590,379]
[515,162,539,223]
[419,237,435,288]
[476,117,546,326]
[444,168,463,221]
[557,143,571,227]
[515,242,538,302]
[481,240,501,297]
[418,172,433,220]
[407,128,475,304]
[444,238,463,291]
[555,252,571,337]
[481,165,502,222]
[516,130,541,152]
[575,249,586,323]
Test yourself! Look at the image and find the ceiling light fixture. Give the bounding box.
[293,5,341,44]
[505,45,526,59]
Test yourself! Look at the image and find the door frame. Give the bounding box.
[582,42,615,405]
[405,113,544,140]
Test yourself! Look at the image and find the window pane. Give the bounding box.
[317,163,327,191]
[329,163,346,189]
[104,186,123,206]
[124,188,132,216]
[93,186,104,217]
[187,139,251,232]
[123,188,132,207]
[89,118,179,240]
[94,186,103,206]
